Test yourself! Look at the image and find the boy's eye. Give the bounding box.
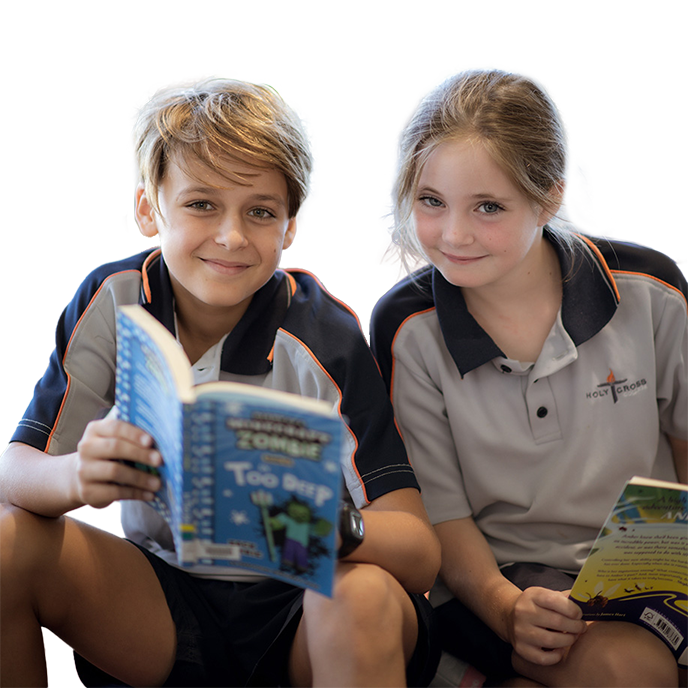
[187,201,214,211]
[249,207,277,220]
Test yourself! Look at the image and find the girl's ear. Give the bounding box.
[538,180,565,226]
[135,184,159,238]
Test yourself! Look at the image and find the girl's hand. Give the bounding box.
[73,418,162,509]
[507,587,587,666]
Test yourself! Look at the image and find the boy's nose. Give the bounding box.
[215,216,248,249]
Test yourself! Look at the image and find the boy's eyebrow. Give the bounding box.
[176,186,287,207]
[250,193,288,207]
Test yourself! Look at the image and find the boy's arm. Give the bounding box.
[434,516,586,666]
[0,442,81,517]
[0,418,162,518]
[339,487,440,594]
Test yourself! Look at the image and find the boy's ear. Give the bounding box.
[282,217,297,250]
[135,184,159,238]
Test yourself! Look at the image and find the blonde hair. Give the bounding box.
[135,78,312,218]
[392,70,571,270]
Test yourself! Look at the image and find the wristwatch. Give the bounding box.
[337,502,365,558]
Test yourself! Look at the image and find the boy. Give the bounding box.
[0,79,441,687]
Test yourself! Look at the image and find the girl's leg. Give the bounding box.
[288,562,419,687]
[0,505,177,688]
[513,619,679,687]
[678,669,688,688]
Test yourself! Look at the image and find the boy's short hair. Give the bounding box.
[135,78,312,218]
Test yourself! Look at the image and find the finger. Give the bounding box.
[80,459,162,494]
[531,588,584,620]
[515,643,567,667]
[533,609,588,636]
[79,481,157,510]
[533,626,582,651]
[78,430,162,470]
[77,459,161,508]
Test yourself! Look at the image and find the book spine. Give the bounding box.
[183,399,216,566]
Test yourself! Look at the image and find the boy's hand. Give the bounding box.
[507,587,587,666]
[74,418,162,509]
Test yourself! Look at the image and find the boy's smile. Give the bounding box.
[135,154,296,358]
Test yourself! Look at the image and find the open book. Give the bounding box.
[115,305,345,596]
[569,476,687,667]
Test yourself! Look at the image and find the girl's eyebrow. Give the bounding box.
[418,184,513,202]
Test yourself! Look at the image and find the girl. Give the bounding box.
[371,70,687,686]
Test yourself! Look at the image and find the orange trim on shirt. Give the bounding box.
[578,235,621,303]
[387,307,437,459]
[284,268,364,330]
[141,248,162,303]
[276,327,366,502]
[45,268,144,453]
[611,270,688,309]
[579,235,686,309]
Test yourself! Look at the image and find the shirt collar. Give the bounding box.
[138,249,290,376]
[433,230,620,378]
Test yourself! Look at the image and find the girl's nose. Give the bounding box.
[443,215,474,247]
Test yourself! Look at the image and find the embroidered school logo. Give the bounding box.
[596,370,627,403]
[586,369,647,404]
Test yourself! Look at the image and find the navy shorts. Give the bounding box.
[75,543,440,687]
[434,562,576,681]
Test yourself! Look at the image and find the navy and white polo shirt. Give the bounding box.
[371,233,687,575]
[13,248,418,580]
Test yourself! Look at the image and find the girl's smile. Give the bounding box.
[413,138,553,295]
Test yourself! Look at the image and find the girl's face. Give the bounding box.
[413,138,553,293]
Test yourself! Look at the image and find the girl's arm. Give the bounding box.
[0,418,162,518]
[669,435,687,484]
[434,516,586,666]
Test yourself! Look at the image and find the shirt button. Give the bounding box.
[501,365,512,373]
[536,406,548,418]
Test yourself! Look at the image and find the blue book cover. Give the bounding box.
[115,305,344,596]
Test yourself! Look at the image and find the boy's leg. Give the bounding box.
[0,505,176,688]
[288,562,420,687]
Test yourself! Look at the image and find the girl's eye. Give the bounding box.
[478,201,504,214]
[419,195,444,208]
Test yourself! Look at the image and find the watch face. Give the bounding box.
[350,511,364,538]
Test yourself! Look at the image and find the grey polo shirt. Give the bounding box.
[14,249,418,581]
[371,233,687,575]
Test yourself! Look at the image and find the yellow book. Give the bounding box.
[569,476,687,667]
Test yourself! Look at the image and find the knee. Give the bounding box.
[579,622,678,687]
[600,644,677,687]
[0,505,65,579]
[306,563,407,639]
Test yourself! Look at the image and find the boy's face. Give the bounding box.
[135,154,296,332]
